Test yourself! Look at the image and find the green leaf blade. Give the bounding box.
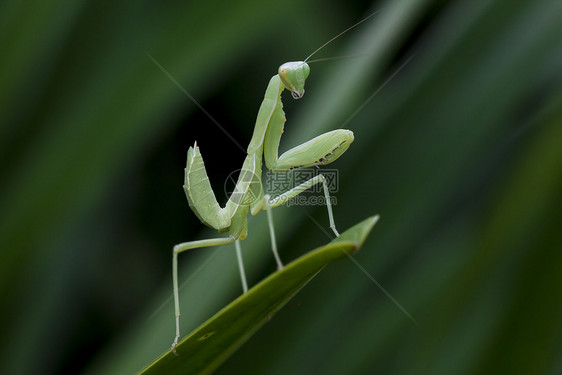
[139,215,379,375]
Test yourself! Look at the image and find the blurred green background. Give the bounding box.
[1,0,561,374]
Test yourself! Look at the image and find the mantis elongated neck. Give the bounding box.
[247,75,285,156]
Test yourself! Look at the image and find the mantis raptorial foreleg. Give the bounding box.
[265,129,354,172]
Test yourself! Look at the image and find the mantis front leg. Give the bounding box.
[265,129,355,172]
[260,78,354,172]
[247,74,354,173]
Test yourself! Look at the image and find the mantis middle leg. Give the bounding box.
[260,174,340,270]
[267,174,339,236]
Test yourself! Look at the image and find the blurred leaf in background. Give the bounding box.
[0,0,561,374]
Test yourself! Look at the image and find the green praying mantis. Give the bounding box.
[170,13,380,353]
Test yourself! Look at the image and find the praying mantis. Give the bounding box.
[170,13,380,352]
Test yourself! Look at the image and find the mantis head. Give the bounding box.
[278,61,310,99]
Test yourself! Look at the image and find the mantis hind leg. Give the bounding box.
[268,174,340,236]
[171,236,236,354]
[235,240,248,293]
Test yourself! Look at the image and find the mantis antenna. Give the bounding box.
[304,9,384,63]
[306,52,372,64]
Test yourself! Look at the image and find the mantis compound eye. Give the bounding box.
[279,61,310,99]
